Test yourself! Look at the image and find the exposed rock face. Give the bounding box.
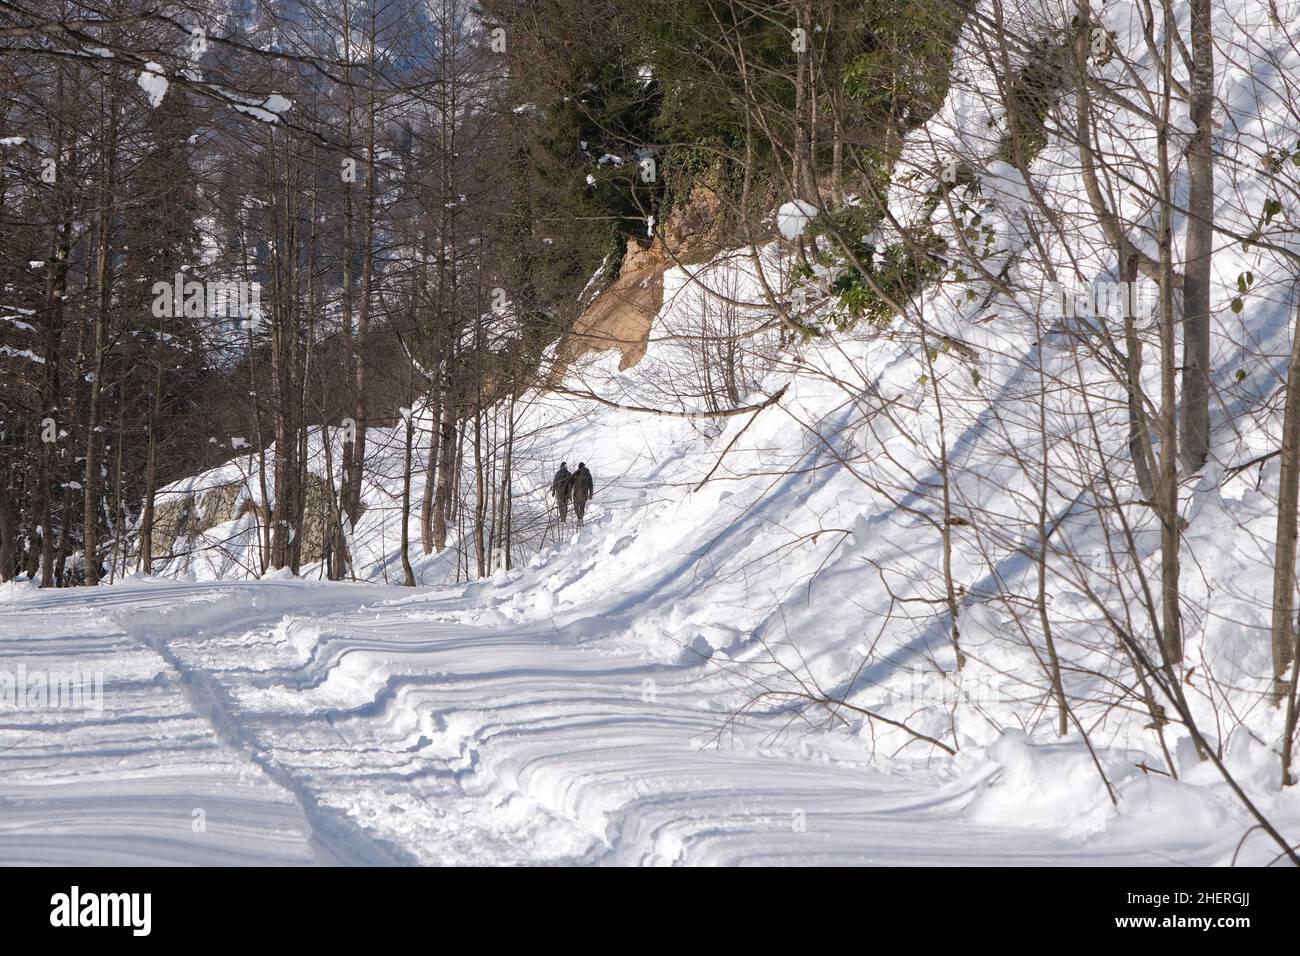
[550,182,723,377]
[142,471,341,569]
[150,481,243,551]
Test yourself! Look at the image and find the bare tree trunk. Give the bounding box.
[0,481,15,582]
[496,393,516,572]
[400,409,416,587]
[421,369,443,554]
[792,0,816,203]
[1123,252,1159,502]
[1270,295,1300,707]
[38,244,65,587]
[473,405,486,578]
[269,132,301,572]
[321,423,349,580]
[1034,327,1068,737]
[919,316,965,670]
[1179,0,1215,471]
[39,66,71,588]
[432,381,457,553]
[83,99,116,586]
[827,0,843,207]
[345,17,380,527]
[107,396,125,583]
[1155,15,1183,666]
[137,358,163,573]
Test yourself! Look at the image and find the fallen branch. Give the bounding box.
[548,382,789,421]
[734,687,959,756]
[1224,448,1280,480]
[693,399,776,492]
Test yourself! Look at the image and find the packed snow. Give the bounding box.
[0,573,1263,865]
[3,0,1299,866]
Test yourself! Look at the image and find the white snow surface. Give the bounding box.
[776,199,818,240]
[137,62,169,108]
[4,0,1300,865]
[0,569,1268,866]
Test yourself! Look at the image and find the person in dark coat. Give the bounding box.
[552,462,573,523]
[572,462,594,526]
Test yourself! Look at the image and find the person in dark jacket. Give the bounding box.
[552,462,573,523]
[572,462,594,526]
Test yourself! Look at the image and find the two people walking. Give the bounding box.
[551,461,594,526]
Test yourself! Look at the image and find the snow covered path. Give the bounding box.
[0,577,1224,866]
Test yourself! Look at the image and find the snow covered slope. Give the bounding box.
[4,0,1300,864]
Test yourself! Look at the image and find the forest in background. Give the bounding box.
[0,0,963,585]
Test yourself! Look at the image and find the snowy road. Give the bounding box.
[0,578,1224,865]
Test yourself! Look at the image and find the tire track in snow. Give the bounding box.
[5,580,1219,864]
[126,604,419,866]
[0,594,316,865]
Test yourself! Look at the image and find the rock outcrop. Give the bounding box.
[549,181,724,378]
